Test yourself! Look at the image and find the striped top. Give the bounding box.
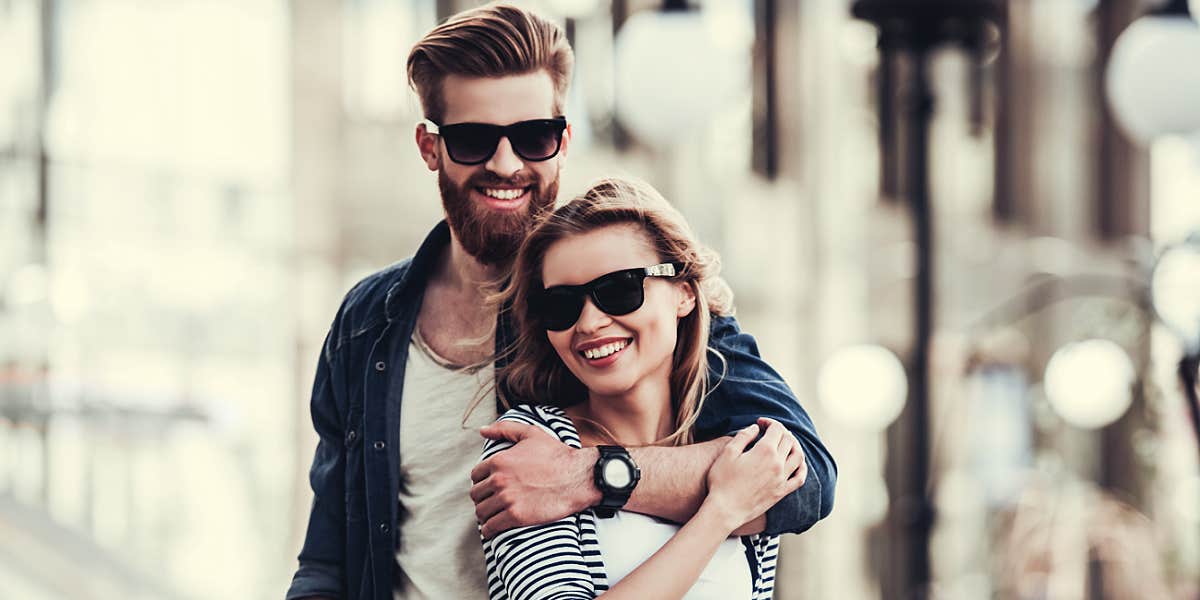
[479,404,780,600]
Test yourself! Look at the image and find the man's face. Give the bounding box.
[417,71,569,267]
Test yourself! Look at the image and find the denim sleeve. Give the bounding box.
[286,333,347,600]
[695,315,837,535]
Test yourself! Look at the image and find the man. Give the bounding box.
[287,4,835,600]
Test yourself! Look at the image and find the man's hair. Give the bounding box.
[406,3,574,123]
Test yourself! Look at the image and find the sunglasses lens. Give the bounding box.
[443,124,500,164]
[592,273,644,316]
[509,121,564,161]
[537,289,584,331]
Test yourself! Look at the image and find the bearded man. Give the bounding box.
[287,4,835,600]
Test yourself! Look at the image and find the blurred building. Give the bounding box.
[1,0,1198,599]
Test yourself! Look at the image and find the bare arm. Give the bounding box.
[471,420,805,538]
[479,421,803,600]
[598,421,804,599]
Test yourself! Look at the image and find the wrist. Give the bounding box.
[695,499,743,535]
[575,447,603,511]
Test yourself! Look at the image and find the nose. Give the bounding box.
[574,297,612,334]
[485,135,524,178]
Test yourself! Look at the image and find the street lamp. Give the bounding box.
[850,0,1003,597]
[613,1,751,148]
[1151,232,1200,453]
[1105,0,1200,144]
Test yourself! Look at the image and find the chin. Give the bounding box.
[579,377,636,398]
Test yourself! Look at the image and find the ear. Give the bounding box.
[415,122,440,172]
[675,280,696,318]
[559,123,573,160]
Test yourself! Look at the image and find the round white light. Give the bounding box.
[1105,16,1200,144]
[818,345,908,432]
[1152,239,1200,350]
[1043,339,1136,429]
[614,10,750,147]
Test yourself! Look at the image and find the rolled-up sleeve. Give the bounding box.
[696,315,837,535]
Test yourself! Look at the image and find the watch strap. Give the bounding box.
[593,445,638,518]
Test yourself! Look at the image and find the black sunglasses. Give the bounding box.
[422,116,567,165]
[531,263,683,331]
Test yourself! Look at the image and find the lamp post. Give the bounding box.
[850,1,1002,597]
[1151,233,1200,459]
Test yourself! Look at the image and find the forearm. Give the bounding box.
[622,438,725,523]
[622,438,767,534]
[597,504,737,600]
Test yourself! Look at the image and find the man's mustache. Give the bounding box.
[466,173,539,189]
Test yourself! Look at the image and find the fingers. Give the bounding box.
[479,511,517,540]
[479,421,536,443]
[776,430,796,455]
[783,444,806,481]
[469,475,497,503]
[475,491,507,524]
[726,423,760,454]
[470,458,494,484]
[754,418,785,454]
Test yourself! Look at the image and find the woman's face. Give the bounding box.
[538,223,696,400]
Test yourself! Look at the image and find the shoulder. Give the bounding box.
[496,404,579,445]
[326,259,413,355]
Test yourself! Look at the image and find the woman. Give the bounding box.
[477,177,806,599]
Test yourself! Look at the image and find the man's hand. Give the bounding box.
[470,421,601,539]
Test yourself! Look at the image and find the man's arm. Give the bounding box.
[286,334,347,600]
[470,315,835,538]
[471,417,803,538]
[698,315,837,534]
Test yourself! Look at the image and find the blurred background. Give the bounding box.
[2,0,1200,598]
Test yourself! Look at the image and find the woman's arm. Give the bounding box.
[596,419,804,599]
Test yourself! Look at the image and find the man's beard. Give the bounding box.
[438,168,558,267]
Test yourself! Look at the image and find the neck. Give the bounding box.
[439,231,503,297]
[577,368,675,447]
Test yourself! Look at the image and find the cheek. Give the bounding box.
[636,304,681,360]
[546,330,575,365]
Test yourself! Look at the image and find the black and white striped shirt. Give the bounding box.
[479,404,780,600]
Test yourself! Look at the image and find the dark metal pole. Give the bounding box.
[907,43,936,595]
[1182,353,1200,459]
[752,0,778,179]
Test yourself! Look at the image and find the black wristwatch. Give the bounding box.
[593,445,640,518]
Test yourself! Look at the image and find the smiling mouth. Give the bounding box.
[579,339,631,360]
[477,186,530,201]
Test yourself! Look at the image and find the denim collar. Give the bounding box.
[384,220,450,322]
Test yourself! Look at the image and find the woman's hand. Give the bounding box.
[700,417,807,533]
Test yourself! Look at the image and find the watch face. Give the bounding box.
[603,459,633,489]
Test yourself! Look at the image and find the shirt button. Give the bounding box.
[373,441,386,450]
[346,430,358,444]
[374,361,386,372]
[379,522,389,533]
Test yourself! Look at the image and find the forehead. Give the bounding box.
[542,224,660,287]
[441,71,557,125]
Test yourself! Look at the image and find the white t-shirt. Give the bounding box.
[393,331,497,600]
[594,511,753,599]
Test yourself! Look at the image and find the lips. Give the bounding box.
[474,186,530,211]
[575,337,633,367]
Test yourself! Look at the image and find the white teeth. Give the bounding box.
[483,188,524,200]
[582,340,629,360]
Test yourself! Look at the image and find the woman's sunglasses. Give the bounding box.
[422,117,568,165]
[531,263,682,331]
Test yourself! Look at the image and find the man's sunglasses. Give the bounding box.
[530,263,683,331]
[422,117,568,165]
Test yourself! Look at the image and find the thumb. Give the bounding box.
[480,421,535,443]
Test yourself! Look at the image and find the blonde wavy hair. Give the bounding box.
[494,177,734,446]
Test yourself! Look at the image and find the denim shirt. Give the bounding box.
[286,221,837,600]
